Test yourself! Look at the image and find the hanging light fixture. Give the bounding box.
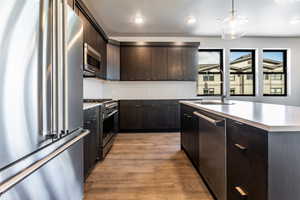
[219,0,248,40]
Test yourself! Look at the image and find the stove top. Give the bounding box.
[84,99,112,103]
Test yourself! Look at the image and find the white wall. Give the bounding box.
[83,78,104,99]
[83,36,300,106]
[102,81,199,100]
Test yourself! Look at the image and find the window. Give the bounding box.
[203,75,215,81]
[230,75,235,81]
[230,88,235,95]
[203,88,215,95]
[263,50,287,96]
[230,50,256,96]
[197,49,223,96]
[271,88,282,95]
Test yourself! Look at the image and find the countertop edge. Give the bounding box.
[83,103,102,110]
[180,101,300,133]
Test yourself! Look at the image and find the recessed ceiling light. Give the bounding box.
[134,16,144,25]
[290,17,300,24]
[186,16,197,25]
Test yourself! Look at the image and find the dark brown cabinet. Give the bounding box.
[121,46,152,81]
[151,47,168,80]
[227,119,268,200]
[107,41,120,80]
[182,47,198,81]
[119,100,143,130]
[119,100,180,132]
[83,106,100,180]
[167,47,183,80]
[180,104,199,167]
[120,43,199,81]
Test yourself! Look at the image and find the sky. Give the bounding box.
[199,51,283,64]
[230,51,283,62]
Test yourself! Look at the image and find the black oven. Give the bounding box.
[101,101,118,158]
[84,43,101,75]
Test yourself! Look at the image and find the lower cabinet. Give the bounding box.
[119,100,180,132]
[227,119,268,200]
[180,104,199,167]
[83,106,100,180]
[180,104,267,200]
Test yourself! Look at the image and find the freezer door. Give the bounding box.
[62,6,83,133]
[0,0,54,169]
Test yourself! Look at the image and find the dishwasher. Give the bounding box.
[194,110,226,200]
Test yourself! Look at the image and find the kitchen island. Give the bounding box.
[180,100,300,200]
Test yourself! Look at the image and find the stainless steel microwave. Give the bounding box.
[84,43,101,75]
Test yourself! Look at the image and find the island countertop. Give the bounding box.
[180,100,300,132]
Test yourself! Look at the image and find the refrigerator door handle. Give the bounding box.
[38,0,54,138]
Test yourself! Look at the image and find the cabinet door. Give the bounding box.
[119,101,143,130]
[152,47,168,80]
[83,108,99,179]
[107,43,120,80]
[142,101,169,130]
[227,120,267,200]
[180,105,190,151]
[167,47,183,80]
[134,47,152,80]
[120,47,135,81]
[182,47,198,81]
[167,101,180,130]
[120,46,152,81]
[97,35,107,79]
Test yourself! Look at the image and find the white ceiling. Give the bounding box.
[83,0,300,37]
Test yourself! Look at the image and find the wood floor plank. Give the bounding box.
[84,133,213,200]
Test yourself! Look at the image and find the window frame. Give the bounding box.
[197,49,224,97]
[229,49,256,96]
[263,49,287,97]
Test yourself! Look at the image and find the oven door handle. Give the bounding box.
[106,110,118,119]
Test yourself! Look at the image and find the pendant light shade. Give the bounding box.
[220,0,248,40]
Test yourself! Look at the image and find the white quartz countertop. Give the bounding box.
[83,103,102,110]
[180,100,300,132]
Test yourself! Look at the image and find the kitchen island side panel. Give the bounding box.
[268,132,300,200]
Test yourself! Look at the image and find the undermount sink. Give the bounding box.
[193,101,235,105]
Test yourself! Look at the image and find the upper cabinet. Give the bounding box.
[107,40,120,81]
[120,42,200,81]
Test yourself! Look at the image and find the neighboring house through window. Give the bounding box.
[263,50,287,96]
[197,49,223,96]
[230,50,256,96]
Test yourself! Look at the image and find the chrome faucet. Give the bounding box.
[220,68,226,103]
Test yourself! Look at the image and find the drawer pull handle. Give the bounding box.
[193,111,224,127]
[234,143,247,151]
[235,186,248,198]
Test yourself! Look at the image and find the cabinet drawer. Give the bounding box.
[227,119,268,160]
[227,137,268,200]
[227,119,268,200]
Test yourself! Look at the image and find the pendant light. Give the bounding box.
[220,0,248,40]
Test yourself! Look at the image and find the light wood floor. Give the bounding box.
[84,133,213,200]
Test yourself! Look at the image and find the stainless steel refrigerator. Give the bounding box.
[0,0,88,199]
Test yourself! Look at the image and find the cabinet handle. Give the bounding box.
[235,186,248,199]
[184,114,192,118]
[234,143,247,152]
[193,112,224,127]
[233,121,245,127]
